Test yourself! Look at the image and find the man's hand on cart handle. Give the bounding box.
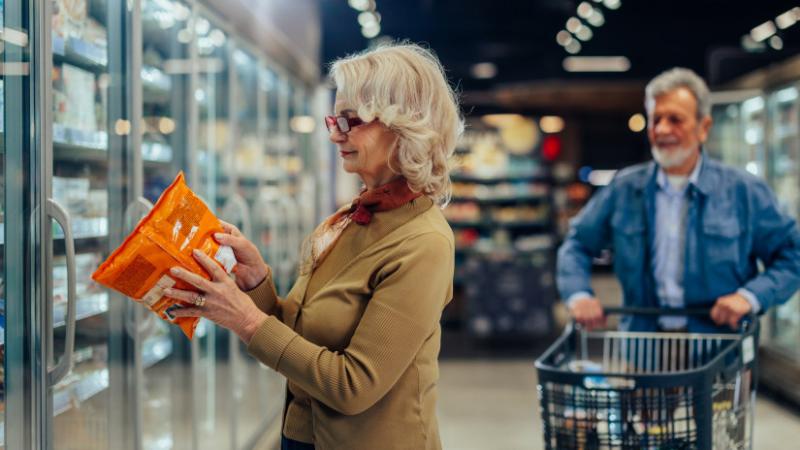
[710,293,752,330]
[568,297,606,330]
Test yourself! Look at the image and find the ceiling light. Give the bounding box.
[741,34,765,52]
[603,0,621,10]
[566,17,582,34]
[577,2,594,19]
[776,7,800,29]
[628,113,646,132]
[750,20,777,42]
[358,11,380,27]
[348,0,372,12]
[563,56,630,72]
[576,27,593,41]
[565,40,582,54]
[539,116,565,134]
[556,30,572,46]
[769,35,784,50]
[586,9,605,26]
[745,162,760,175]
[471,62,497,79]
[362,23,381,39]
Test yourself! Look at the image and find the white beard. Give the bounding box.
[651,145,694,169]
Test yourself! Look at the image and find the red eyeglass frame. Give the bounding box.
[325,115,365,134]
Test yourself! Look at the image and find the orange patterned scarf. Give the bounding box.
[300,177,422,274]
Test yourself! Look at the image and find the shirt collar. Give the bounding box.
[656,155,703,193]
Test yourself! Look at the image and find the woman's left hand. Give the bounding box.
[165,249,268,343]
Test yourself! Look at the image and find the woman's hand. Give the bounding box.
[215,220,269,291]
[165,249,268,343]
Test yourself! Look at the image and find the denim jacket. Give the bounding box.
[557,155,800,332]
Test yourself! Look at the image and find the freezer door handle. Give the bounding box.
[123,197,159,339]
[221,193,252,237]
[47,198,77,386]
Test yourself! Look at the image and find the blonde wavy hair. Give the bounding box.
[329,42,464,205]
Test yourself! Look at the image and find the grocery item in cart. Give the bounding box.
[91,172,236,339]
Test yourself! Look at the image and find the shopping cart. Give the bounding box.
[535,307,759,450]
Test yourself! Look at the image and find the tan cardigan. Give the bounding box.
[245,197,454,450]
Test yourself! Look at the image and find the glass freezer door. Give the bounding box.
[45,0,124,447]
[135,1,194,449]
[0,1,34,447]
[766,85,800,354]
[192,12,233,450]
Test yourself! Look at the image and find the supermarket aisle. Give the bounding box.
[437,359,800,450]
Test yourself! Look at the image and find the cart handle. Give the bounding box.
[600,306,757,333]
[603,306,712,316]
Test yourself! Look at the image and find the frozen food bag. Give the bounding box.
[91,172,237,339]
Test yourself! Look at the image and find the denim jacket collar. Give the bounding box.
[633,152,715,197]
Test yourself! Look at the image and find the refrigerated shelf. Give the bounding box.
[53,292,108,328]
[52,333,172,418]
[52,36,108,72]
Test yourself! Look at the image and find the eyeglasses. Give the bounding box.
[325,115,365,134]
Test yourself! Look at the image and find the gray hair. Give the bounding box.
[645,67,711,120]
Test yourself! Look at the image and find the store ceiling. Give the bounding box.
[320,0,800,113]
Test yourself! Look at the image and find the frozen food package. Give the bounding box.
[91,172,237,339]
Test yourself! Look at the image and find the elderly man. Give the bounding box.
[557,67,800,332]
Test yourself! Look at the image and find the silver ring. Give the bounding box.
[195,294,206,307]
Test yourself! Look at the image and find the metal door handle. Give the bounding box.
[47,199,76,385]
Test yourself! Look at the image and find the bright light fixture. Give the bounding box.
[603,0,621,10]
[471,62,497,79]
[577,2,594,19]
[358,11,380,27]
[563,56,630,72]
[586,9,605,27]
[362,23,381,39]
[769,35,784,50]
[348,0,372,12]
[556,30,572,46]
[750,20,777,42]
[566,17,582,34]
[576,26,593,41]
[776,7,800,29]
[565,40,582,54]
[539,116,565,134]
[628,113,646,132]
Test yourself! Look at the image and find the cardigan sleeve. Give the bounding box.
[246,231,454,415]
[245,265,282,317]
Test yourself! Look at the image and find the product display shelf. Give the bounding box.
[52,35,108,73]
[450,173,550,184]
[51,331,172,418]
[52,292,108,328]
[450,193,549,204]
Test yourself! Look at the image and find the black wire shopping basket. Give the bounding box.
[535,307,759,450]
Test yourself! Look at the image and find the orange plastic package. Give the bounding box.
[91,172,237,339]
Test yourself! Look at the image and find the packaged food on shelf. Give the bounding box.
[52,0,88,41]
[53,176,90,215]
[92,172,237,339]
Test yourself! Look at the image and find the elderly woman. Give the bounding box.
[165,43,463,450]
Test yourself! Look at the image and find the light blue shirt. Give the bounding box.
[567,158,762,329]
[652,160,701,329]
